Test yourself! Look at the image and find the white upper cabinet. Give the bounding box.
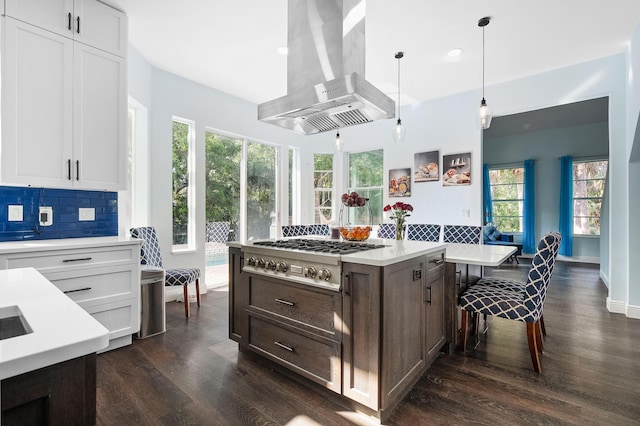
[1,1,127,191]
[4,0,126,57]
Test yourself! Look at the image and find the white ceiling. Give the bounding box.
[107,0,640,107]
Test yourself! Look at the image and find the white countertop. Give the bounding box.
[0,236,141,255]
[229,238,446,267]
[0,268,109,380]
[445,243,517,266]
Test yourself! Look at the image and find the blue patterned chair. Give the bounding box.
[407,224,441,242]
[307,224,330,236]
[458,232,562,372]
[474,231,561,336]
[443,225,482,244]
[282,225,309,237]
[205,221,230,243]
[377,223,397,239]
[130,227,201,318]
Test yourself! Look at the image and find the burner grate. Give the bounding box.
[252,239,385,254]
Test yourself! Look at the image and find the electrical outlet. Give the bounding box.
[8,205,23,221]
[39,206,53,226]
[78,207,95,221]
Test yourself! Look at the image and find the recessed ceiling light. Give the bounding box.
[447,48,463,57]
[277,46,288,56]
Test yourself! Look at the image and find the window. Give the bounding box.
[348,149,384,225]
[288,148,299,225]
[314,153,333,223]
[573,160,608,235]
[247,142,278,239]
[172,118,195,248]
[489,167,524,232]
[204,131,242,241]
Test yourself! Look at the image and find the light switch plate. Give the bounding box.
[79,207,95,221]
[8,205,23,221]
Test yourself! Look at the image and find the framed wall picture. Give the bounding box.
[389,168,411,197]
[442,152,471,186]
[414,150,439,182]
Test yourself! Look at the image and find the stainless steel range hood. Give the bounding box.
[258,0,395,135]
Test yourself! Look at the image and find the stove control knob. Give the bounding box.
[304,266,317,279]
[267,260,277,271]
[318,269,332,281]
[257,258,266,268]
[247,257,257,266]
[277,261,288,272]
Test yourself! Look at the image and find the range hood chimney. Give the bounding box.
[258,0,395,135]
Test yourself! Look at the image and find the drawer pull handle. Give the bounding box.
[274,341,294,352]
[62,257,92,263]
[433,258,444,265]
[64,287,91,294]
[275,298,294,306]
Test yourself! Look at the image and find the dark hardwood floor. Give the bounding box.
[96,262,640,425]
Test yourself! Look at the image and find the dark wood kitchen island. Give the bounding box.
[228,239,453,422]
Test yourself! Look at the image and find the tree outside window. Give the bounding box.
[573,160,608,235]
[489,167,524,232]
[314,154,333,223]
[172,119,193,246]
[348,149,384,225]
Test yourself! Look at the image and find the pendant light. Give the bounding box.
[392,51,406,143]
[478,16,493,130]
[335,131,343,152]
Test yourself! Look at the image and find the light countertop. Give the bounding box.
[0,236,141,255]
[0,267,109,380]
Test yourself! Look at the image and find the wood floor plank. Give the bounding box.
[96,263,640,425]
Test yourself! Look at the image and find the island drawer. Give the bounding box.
[248,315,341,393]
[0,246,138,273]
[248,275,340,337]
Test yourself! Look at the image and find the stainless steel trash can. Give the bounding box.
[136,267,166,339]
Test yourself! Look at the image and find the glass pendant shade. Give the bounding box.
[335,132,343,151]
[478,98,493,129]
[392,118,406,143]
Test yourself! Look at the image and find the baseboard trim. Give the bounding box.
[606,297,627,314]
[626,304,640,319]
[600,270,610,287]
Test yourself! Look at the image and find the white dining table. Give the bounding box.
[445,243,518,266]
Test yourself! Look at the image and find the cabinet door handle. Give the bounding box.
[76,160,80,180]
[425,285,432,304]
[343,273,350,296]
[433,258,444,265]
[274,298,294,307]
[76,16,80,34]
[239,254,244,274]
[64,287,92,294]
[67,159,72,180]
[67,13,72,30]
[62,257,92,263]
[274,341,294,352]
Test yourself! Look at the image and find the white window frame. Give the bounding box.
[489,166,524,233]
[572,159,608,237]
[313,153,335,223]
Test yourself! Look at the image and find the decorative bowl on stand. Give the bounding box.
[339,192,372,241]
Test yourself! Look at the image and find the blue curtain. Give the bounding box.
[559,156,573,256]
[523,160,535,254]
[482,164,493,224]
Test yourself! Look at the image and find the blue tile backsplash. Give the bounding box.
[0,186,118,241]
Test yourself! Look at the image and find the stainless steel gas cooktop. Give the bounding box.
[251,238,386,254]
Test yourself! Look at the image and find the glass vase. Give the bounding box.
[395,221,405,240]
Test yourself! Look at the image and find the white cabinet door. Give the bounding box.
[75,0,127,57]
[5,0,74,38]
[73,42,127,190]
[1,17,75,187]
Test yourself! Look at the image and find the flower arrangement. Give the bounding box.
[383,201,414,240]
